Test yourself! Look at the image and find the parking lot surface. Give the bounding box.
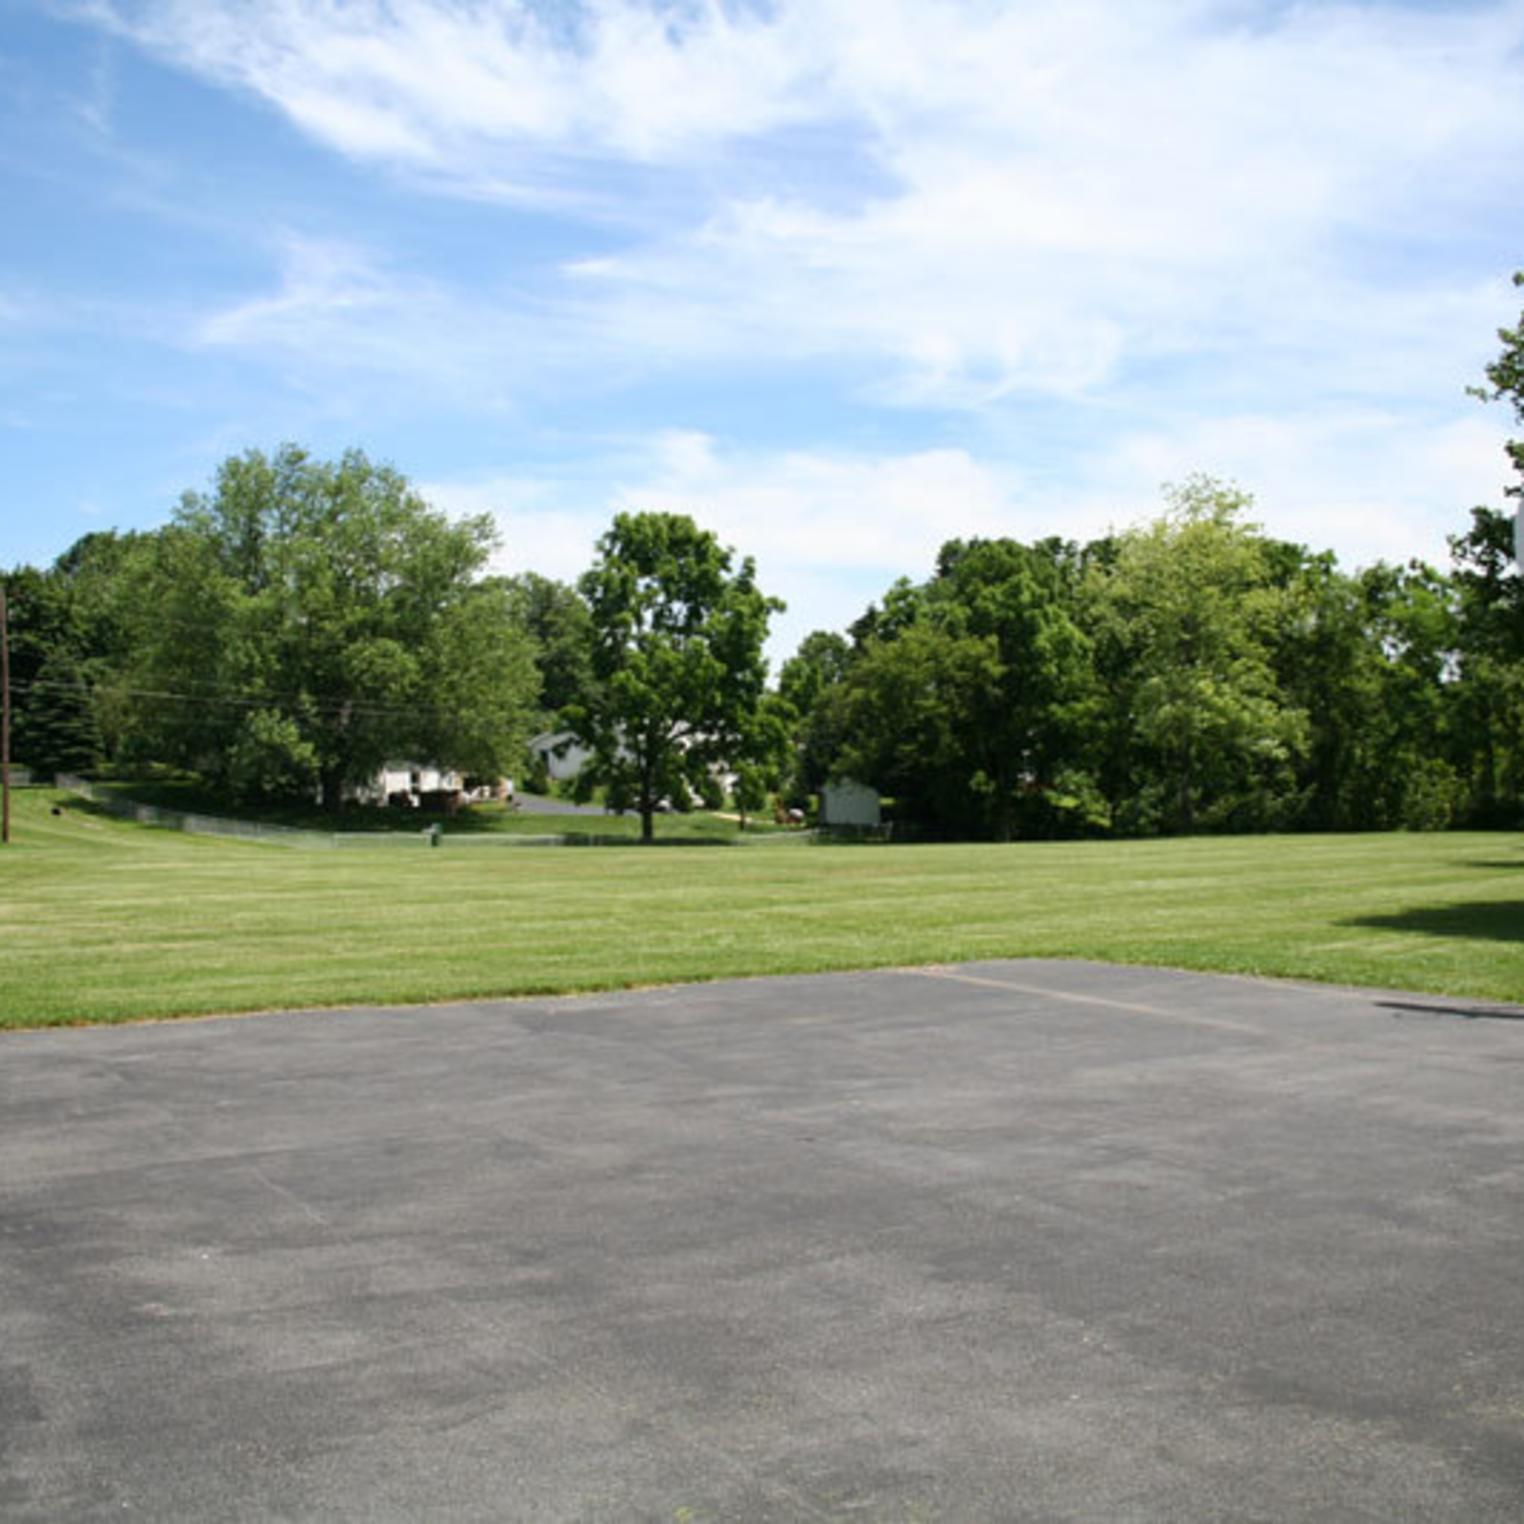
[3,961,1522,1520]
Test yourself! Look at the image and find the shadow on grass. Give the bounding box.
[1462,860,1524,871]
[60,797,126,823]
[1344,900,1524,944]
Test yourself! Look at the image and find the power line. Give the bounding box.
[10,677,508,727]
[15,663,446,714]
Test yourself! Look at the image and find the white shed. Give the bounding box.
[820,778,881,828]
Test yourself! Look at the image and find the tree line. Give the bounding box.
[779,483,1521,838]
[4,274,1521,840]
[0,453,780,843]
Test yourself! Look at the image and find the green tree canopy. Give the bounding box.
[1448,273,1524,824]
[928,537,1094,839]
[2,564,95,777]
[829,536,1094,840]
[499,571,595,718]
[1472,271,1523,519]
[1,536,148,777]
[128,445,538,808]
[566,511,781,841]
[1084,477,1307,834]
[836,620,1004,837]
[776,629,853,803]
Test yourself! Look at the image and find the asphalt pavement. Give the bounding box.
[509,792,609,816]
[3,961,1523,1521]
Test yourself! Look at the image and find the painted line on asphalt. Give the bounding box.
[905,966,1272,1037]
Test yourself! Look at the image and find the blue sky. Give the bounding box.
[3,0,1522,661]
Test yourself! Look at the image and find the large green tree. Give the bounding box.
[1269,551,1393,831]
[1448,273,1524,825]
[1086,478,1306,834]
[831,537,1095,840]
[1362,559,1462,829]
[1,564,101,777]
[1472,271,1523,520]
[1449,511,1524,826]
[499,571,595,718]
[927,537,1095,839]
[835,621,1004,837]
[776,629,854,804]
[727,690,795,830]
[129,446,538,809]
[566,511,781,842]
[0,533,149,778]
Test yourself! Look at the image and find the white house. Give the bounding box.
[353,762,508,809]
[528,729,741,802]
[528,730,597,783]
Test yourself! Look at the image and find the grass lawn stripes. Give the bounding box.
[0,789,1520,1027]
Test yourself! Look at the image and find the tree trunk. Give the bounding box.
[639,756,655,843]
[1178,756,1194,834]
[320,764,345,814]
[1480,690,1496,812]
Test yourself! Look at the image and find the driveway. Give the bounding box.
[510,792,609,816]
[3,962,1522,1520]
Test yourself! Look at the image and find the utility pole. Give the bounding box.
[1,581,10,845]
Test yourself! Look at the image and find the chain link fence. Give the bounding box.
[54,777,814,848]
[55,776,386,847]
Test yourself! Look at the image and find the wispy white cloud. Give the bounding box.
[559,0,1524,406]
[75,0,1524,406]
[424,404,1516,660]
[423,433,1023,656]
[188,232,565,412]
[68,39,116,137]
[75,0,831,198]
[623,430,1013,579]
[419,471,601,584]
[196,234,404,347]
[41,0,1524,613]
[1068,408,1516,571]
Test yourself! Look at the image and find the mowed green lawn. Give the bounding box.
[1,788,1520,1027]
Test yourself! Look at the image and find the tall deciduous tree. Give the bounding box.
[1087,478,1306,834]
[928,538,1095,840]
[130,445,538,808]
[836,621,1004,837]
[1451,273,1524,824]
[1450,509,1524,825]
[499,572,595,717]
[1,535,150,777]
[777,629,854,803]
[1472,271,1523,521]
[831,538,1094,840]
[0,565,102,776]
[567,511,781,842]
[1360,559,1462,829]
[1271,551,1393,831]
[729,691,795,831]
